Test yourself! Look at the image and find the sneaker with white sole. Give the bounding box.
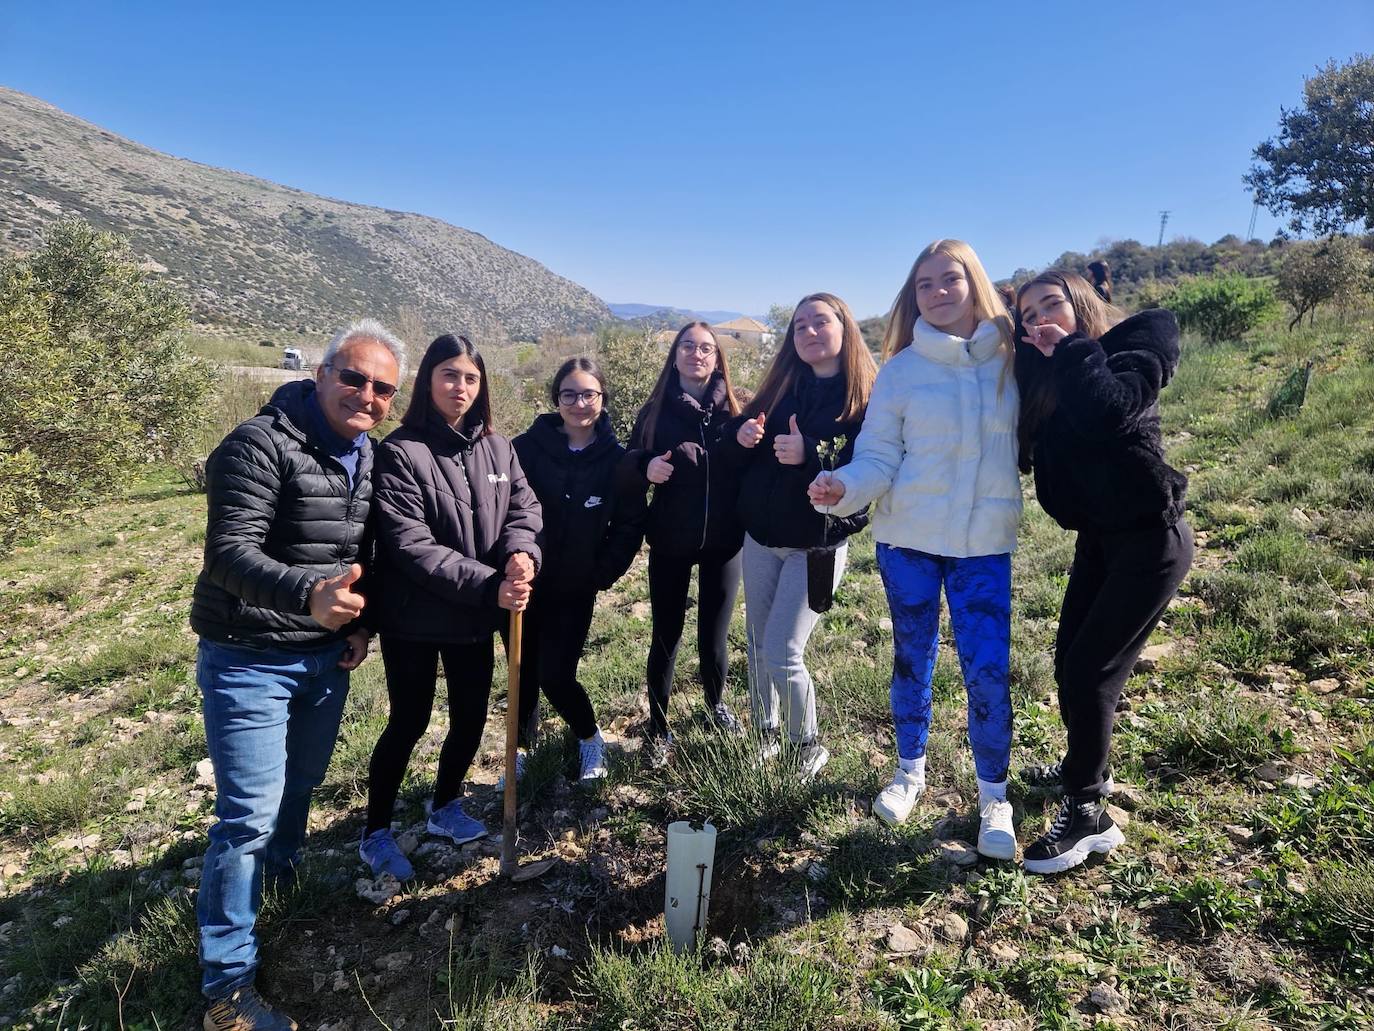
[494,749,527,791]
[426,799,488,845]
[1023,796,1125,875]
[977,798,1016,860]
[798,742,829,782]
[579,731,608,781]
[358,828,414,880]
[756,727,782,764]
[872,768,926,826]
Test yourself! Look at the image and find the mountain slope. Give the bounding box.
[0,88,611,340]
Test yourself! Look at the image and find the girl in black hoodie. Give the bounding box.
[1013,272,1193,875]
[512,358,647,781]
[622,323,744,764]
[721,292,876,780]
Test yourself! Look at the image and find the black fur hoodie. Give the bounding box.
[1016,308,1188,533]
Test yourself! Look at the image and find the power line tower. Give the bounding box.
[1247,200,1260,241]
[1157,210,1171,248]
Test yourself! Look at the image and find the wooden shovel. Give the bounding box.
[500,607,523,877]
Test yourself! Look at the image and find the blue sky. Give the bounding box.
[3,1,1369,317]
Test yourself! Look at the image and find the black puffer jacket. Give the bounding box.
[719,367,869,548]
[1017,308,1188,533]
[371,410,542,643]
[622,371,744,556]
[513,412,646,592]
[190,380,373,649]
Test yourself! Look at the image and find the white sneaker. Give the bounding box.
[798,743,829,782]
[495,749,526,791]
[873,768,925,825]
[578,731,608,781]
[977,798,1016,860]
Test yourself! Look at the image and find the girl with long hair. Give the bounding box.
[360,334,542,878]
[809,240,1021,860]
[622,323,744,766]
[722,293,876,779]
[1013,271,1191,874]
[510,358,646,782]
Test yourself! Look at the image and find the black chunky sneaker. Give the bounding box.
[203,985,298,1031]
[1023,796,1125,875]
[1021,759,1115,797]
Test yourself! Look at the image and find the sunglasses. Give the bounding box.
[328,365,398,400]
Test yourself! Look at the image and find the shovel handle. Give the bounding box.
[501,607,523,876]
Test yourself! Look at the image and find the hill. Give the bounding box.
[0,87,612,341]
[608,303,749,324]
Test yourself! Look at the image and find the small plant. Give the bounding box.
[1169,875,1255,935]
[971,866,1032,925]
[873,966,966,1030]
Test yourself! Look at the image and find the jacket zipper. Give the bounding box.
[699,414,710,551]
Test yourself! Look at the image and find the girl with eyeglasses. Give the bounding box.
[359,334,542,879]
[623,323,744,766]
[509,358,647,782]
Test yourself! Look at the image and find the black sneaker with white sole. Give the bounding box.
[1023,796,1125,875]
[1022,759,1115,797]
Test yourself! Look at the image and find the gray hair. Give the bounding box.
[322,319,408,380]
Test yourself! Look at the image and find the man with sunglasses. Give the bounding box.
[191,319,404,1031]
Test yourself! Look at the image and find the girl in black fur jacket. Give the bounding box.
[1013,271,1193,875]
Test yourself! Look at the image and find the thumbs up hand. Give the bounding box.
[773,413,805,465]
[646,450,675,484]
[310,563,366,629]
[737,411,767,448]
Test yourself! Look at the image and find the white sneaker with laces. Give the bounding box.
[798,742,829,782]
[579,731,608,781]
[873,768,925,825]
[977,797,1016,860]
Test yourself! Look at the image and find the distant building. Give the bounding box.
[710,316,774,349]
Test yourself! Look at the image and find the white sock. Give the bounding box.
[898,755,926,780]
[977,778,1007,806]
[582,729,603,744]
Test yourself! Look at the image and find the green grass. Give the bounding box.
[1,306,1373,1026]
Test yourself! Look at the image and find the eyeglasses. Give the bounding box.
[678,342,717,356]
[558,389,604,407]
[327,364,398,400]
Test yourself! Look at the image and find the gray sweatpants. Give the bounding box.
[742,533,848,744]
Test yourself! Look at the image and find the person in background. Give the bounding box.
[510,357,646,782]
[810,239,1021,861]
[1013,270,1191,874]
[721,292,876,780]
[193,319,404,1031]
[622,323,744,766]
[360,334,541,877]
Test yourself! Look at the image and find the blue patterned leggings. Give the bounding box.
[876,544,1012,783]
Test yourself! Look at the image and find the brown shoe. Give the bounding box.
[203,985,298,1031]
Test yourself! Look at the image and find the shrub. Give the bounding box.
[2,219,215,551]
[1276,237,1372,330]
[1169,274,1280,344]
[596,325,662,442]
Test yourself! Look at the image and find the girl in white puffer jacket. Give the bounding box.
[809,238,1021,860]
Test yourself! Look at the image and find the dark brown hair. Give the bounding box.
[632,322,741,451]
[549,356,611,409]
[402,333,493,435]
[1013,270,1125,467]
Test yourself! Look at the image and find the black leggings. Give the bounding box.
[515,587,599,747]
[365,636,494,833]
[1056,520,1193,796]
[646,546,741,736]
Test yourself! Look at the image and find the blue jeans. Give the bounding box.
[195,637,350,999]
[876,544,1012,783]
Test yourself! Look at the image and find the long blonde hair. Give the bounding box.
[633,322,742,451]
[745,292,876,423]
[881,240,1013,370]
